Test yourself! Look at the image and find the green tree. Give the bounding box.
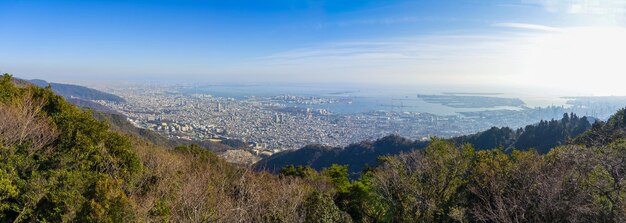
[302,191,352,223]
[323,164,351,193]
[77,177,136,223]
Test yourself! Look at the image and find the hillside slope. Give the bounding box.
[30,79,125,103]
[574,108,626,147]
[453,112,591,153]
[92,111,234,152]
[255,135,428,175]
[257,112,593,175]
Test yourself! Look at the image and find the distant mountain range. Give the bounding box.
[256,112,595,176]
[29,79,125,103]
[25,79,124,113]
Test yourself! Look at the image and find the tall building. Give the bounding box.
[274,113,281,124]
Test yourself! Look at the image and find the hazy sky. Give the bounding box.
[1,0,626,95]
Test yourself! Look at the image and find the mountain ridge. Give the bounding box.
[256,112,594,175]
[29,79,125,103]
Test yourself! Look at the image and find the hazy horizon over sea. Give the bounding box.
[177,83,572,116]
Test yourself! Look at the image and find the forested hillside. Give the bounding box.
[453,112,592,153]
[255,135,428,176]
[574,108,626,147]
[3,73,626,222]
[258,112,593,175]
[27,79,125,114]
[29,79,125,103]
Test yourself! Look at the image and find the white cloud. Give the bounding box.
[232,34,531,86]
[493,22,563,32]
[523,0,626,15]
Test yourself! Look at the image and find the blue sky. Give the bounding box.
[1,0,625,94]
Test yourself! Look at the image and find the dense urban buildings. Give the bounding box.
[96,84,626,154]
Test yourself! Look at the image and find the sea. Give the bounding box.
[178,83,571,116]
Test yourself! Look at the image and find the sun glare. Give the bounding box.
[518,27,626,95]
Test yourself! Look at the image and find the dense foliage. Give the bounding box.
[454,112,591,153]
[281,140,626,222]
[3,73,626,222]
[574,108,626,147]
[0,74,140,222]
